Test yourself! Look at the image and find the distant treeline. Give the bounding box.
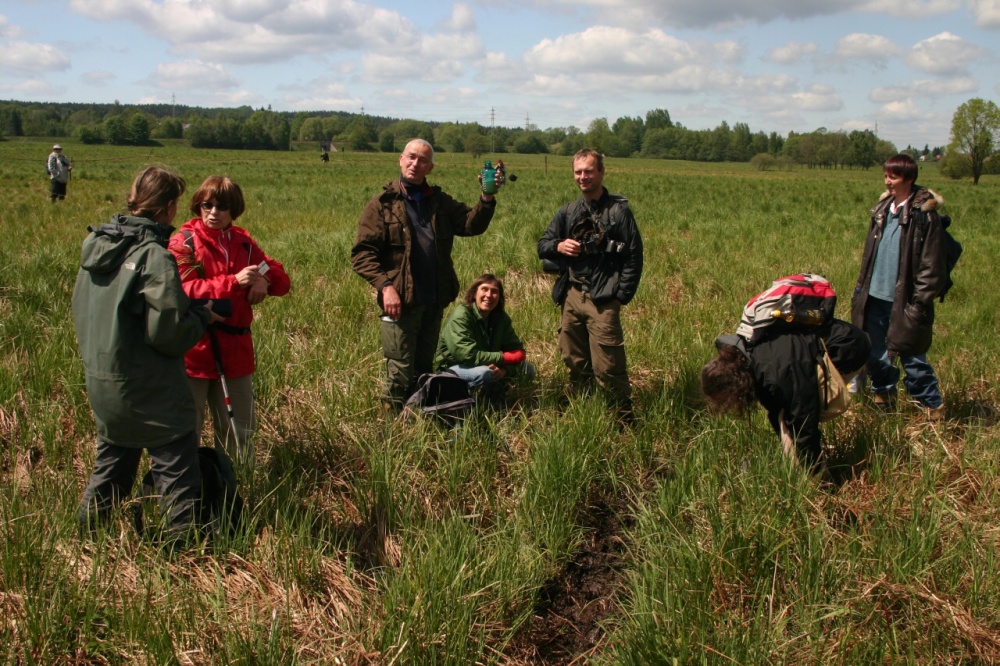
[0,99,943,167]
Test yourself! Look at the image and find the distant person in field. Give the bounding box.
[168,176,290,466]
[321,151,329,163]
[352,138,500,412]
[47,144,72,202]
[702,320,869,474]
[537,148,643,426]
[435,273,534,403]
[850,153,948,421]
[72,166,221,542]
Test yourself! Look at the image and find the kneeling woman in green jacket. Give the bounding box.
[435,273,534,391]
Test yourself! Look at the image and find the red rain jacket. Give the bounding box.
[168,218,290,379]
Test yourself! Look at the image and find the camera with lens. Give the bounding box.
[571,213,605,256]
[576,230,601,255]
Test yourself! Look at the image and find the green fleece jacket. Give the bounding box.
[434,303,524,369]
[71,214,211,448]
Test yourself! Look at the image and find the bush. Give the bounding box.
[985,154,1000,175]
[938,151,972,179]
[750,153,776,171]
[77,125,104,145]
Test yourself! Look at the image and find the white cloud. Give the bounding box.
[764,41,818,65]
[354,12,484,85]
[904,31,985,74]
[210,89,267,107]
[0,41,70,74]
[212,0,291,23]
[968,0,1000,28]
[717,40,746,63]
[0,14,24,38]
[526,26,722,76]
[790,83,843,111]
[277,77,361,110]
[878,98,926,121]
[81,70,116,86]
[839,118,875,133]
[480,51,525,82]
[518,26,794,101]
[69,0,421,64]
[869,76,978,102]
[420,32,483,60]
[441,3,476,31]
[0,79,60,94]
[144,60,240,91]
[834,33,900,60]
[361,52,464,83]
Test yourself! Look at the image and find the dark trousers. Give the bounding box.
[862,298,943,408]
[50,179,67,201]
[380,304,443,408]
[78,431,202,535]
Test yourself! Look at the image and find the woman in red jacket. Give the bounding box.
[168,176,290,466]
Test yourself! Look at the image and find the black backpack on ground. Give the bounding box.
[403,372,475,422]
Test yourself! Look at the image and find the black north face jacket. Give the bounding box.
[537,188,643,307]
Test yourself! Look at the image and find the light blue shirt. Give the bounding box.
[869,204,903,302]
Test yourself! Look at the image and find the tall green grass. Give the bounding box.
[2,138,999,664]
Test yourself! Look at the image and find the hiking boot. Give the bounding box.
[615,404,636,430]
[921,403,946,422]
[872,392,896,411]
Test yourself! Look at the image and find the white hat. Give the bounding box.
[53,144,62,150]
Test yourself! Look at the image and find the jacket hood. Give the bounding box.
[877,186,943,212]
[80,214,172,275]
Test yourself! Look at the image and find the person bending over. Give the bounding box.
[702,319,869,472]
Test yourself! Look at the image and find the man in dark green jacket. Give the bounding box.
[73,169,214,539]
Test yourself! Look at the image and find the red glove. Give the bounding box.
[502,350,525,365]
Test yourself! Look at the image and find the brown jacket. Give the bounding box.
[351,179,496,309]
[851,185,947,356]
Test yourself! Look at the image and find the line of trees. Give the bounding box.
[4,98,995,179]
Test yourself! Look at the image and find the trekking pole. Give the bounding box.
[207,326,240,454]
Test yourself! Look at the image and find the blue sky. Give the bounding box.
[1,0,998,148]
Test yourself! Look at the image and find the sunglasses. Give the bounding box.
[199,201,229,212]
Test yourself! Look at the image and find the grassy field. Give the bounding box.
[2,137,1000,665]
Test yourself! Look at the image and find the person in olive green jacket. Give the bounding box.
[72,166,219,540]
[435,274,533,395]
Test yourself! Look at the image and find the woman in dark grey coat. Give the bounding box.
[72,166,217,540]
